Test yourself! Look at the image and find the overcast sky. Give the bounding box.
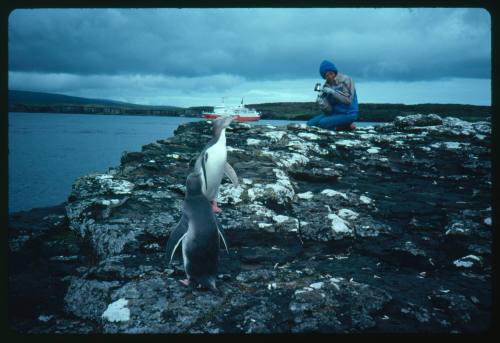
[8,8,491,107]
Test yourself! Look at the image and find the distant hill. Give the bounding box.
[8,90,491,122]
[247,101,491,122]
[8,90,183,110]
[8,90,198,116]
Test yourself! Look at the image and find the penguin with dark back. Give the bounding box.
[165,171,229,291]
[165,116,236,291]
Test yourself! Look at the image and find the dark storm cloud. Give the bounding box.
[8,8,490,82]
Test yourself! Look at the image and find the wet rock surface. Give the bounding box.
[8,114,492,333]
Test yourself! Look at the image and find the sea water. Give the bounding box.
[8,112,379,213]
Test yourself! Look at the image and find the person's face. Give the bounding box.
[325,71,336,83]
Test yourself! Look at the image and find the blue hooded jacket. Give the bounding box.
[319,60,358,116]
[334,89,358,115]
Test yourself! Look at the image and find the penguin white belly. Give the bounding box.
[203,140,227,200]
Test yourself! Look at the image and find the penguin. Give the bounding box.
[194,116,239,212]
[165,171,229,291]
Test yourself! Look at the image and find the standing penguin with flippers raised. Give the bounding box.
[165,171,229,291]
[194,116,239,213]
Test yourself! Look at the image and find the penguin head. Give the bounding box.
[185,172,203,197]
[212,116,234,136]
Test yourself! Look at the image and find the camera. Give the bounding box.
[314,83,322,92]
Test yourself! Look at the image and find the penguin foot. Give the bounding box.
[179,279,190,286]
[211,201,222,213]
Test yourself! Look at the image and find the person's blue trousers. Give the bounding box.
[307,112,358,130]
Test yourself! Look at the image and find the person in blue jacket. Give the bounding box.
[307,59,358,130]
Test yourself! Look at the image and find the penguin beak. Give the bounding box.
[227,115,235,123]
[221,115,234,128]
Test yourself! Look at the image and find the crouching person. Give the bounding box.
[307,59,358,131]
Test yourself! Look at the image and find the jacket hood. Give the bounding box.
[319,60,338,78]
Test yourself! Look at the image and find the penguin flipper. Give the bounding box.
[193,152,209,192]
[215,218,229,254]
[224,162,239,186]
[218,228,229,254]
[201,153,209,191]
[165,214,188,265]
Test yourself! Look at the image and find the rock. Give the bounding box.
[101,298,130,322]
[9,114,491,333]
[289,277,392,332]
[289,165,341,182]
[452,255,483,270]
[393,113,443,129]
[64,278,122,320]
[429,291,480,329]
[399,302,431,323]
[8,204,68,254]
[236,270,277,283]
[239,300,281,333]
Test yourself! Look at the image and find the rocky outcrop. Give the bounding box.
[8,114,492,333]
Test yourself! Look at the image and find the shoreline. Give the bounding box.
[8,102,491,123]
[8,110,387,121]
[8,90,491,123]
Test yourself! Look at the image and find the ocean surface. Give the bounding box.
[8,112,380,213]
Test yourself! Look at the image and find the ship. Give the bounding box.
[202,98,261,121]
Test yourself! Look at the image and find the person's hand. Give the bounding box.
[322,86,335,95]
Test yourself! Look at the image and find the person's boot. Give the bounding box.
[335,123,355,131]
